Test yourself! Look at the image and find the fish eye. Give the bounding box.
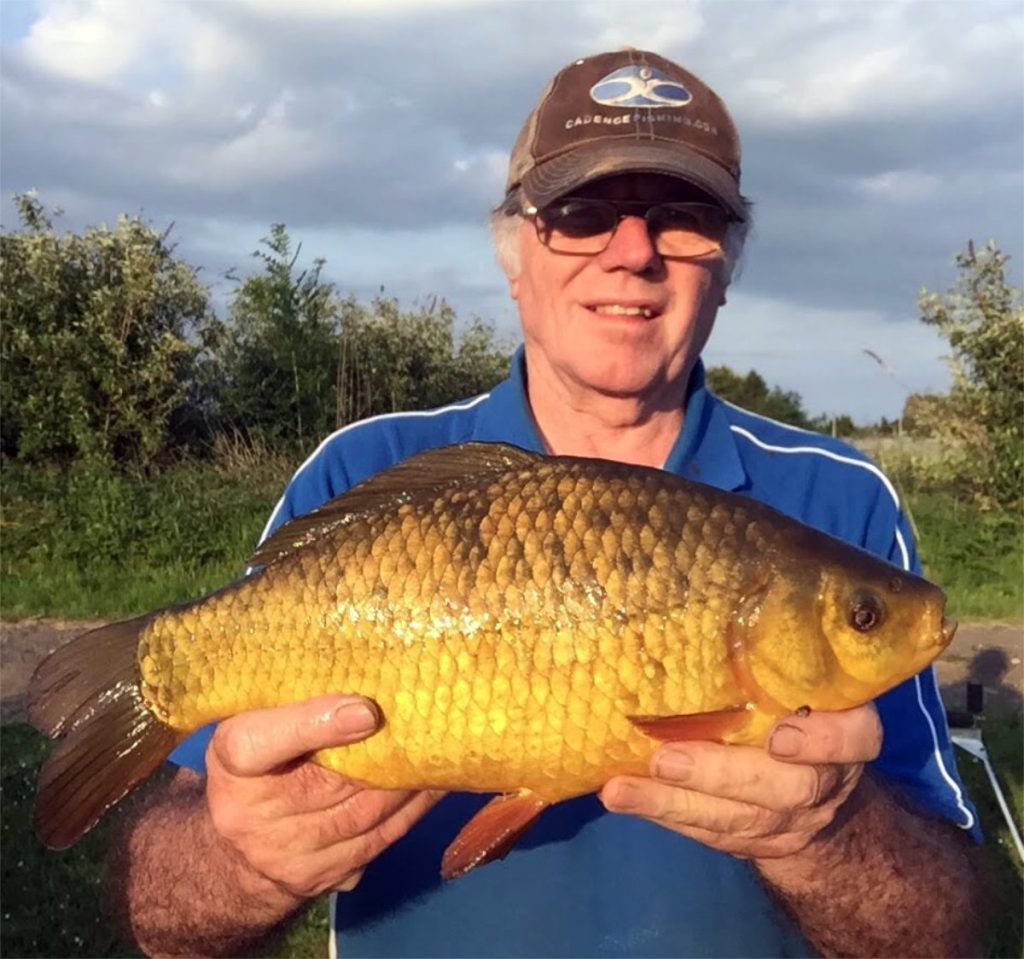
[849,591,885,633]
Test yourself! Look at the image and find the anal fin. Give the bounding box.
[441,791,548,880]
[628,706,751,742]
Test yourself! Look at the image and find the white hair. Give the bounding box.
[490,194,753,287]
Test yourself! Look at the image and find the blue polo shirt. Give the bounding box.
[170,350,977,958]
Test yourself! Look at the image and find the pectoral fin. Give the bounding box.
[441,791,549,880]
[628,706,751,742]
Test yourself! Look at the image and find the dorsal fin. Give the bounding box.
[247,441,541,569]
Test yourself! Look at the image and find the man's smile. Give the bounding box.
[583,301,663,319]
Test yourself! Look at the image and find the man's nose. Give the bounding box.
[595,215,660,272]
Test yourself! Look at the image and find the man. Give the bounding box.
[111,50,981,957]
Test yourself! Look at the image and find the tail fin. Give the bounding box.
[27,617,182,849]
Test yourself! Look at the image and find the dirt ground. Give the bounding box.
[2,617,1020,725]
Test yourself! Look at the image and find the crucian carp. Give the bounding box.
[28,442,955,878]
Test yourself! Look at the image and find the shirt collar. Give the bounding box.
[476,347,747,491]
[473,347,547,452]
[662,360,747,491]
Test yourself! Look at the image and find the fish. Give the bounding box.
[27,441,956,878]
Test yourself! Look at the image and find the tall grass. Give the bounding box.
[912,494,1024,621]
[1,448,295,619]
[957,709,1024,957]
[0,723,328,959]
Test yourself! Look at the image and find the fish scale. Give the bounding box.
[27,441,954,869]
[136,457,850,793]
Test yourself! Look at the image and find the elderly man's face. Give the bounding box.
[510,173,727,403]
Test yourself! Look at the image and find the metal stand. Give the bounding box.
[949,682,1024,863]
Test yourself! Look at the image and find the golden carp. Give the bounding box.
[28,442,955,877]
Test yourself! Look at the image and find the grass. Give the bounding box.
[955,709,1024,957]
[0,724,141,958]
[1,455,295,618]
[911,493,1023,622]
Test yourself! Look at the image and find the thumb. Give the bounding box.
[210,694,380,777]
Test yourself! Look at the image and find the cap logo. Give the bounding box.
[590,66,692,109]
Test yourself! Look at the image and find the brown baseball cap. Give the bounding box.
[506,49,746,220]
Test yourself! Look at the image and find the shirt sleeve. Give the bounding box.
[862,483,981,838]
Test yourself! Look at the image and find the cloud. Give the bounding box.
[705,290,954,420]
[717,1,1024,125]
[578,0,706,54]
[20,0,145,83]
[167,90,331,189]
[2,0,1020,421]
[854,170,942,202]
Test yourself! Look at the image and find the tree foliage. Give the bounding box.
[1,194,215,467]
[705,365,812,428]
[918,241,1023,507]
[214,225,511,448]
[215,224,340,447]
[336,295,511,426]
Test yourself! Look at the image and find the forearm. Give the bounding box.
[756,772,982,958]
[107,769,307,958]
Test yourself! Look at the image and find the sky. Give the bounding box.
[2,0,1022,422]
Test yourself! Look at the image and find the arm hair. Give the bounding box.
[106,768,308,958]
[757,771,984,958]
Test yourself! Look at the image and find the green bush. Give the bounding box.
[0,194,217,467]
[918,241,1023,510]
[215,225,341,449]
[336,295,511,425]
[214,225,513,450]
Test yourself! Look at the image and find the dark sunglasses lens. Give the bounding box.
[541,201,615,244]
[654,206,703,232]
[651,204,727,256]
[535,199,726,257]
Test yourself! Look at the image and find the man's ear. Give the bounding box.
[719,288,728,307]
[509,272,521,301]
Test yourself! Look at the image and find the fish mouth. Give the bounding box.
[940,616,958,647]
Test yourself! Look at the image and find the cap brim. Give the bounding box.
[521,140,747,221]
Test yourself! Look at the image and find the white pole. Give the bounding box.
[953,731,1024,863]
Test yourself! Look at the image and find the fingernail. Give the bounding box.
[654,749,693,782]
[334,700,379,736]
[769,724,805,758]
[603,780,640,812]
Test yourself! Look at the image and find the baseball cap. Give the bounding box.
[505,49,746,221]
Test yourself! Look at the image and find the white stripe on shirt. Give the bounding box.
[258,394,492,544]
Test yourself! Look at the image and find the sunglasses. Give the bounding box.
[524,198,729,258]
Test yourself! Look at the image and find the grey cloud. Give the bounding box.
[2,0,1022,421]
[6,1,1020,236]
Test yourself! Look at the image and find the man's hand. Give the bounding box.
[205,694,443,902]
[599,704,882,859]
[109,694,443,957]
